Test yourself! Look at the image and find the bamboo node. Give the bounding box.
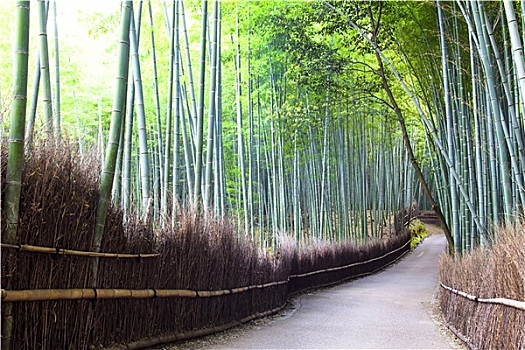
[52,246,61,260]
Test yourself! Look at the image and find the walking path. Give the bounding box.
[167,231,464,349]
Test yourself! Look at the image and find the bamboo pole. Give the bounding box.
[0,282,288,302]
[2,3,31,350]
[37,0,54,141]
[1,288,193,302]
[0,243,159,258]
[440,283,525,311]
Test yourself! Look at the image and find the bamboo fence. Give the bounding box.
[440,283,525,311]
[2,241,409,303]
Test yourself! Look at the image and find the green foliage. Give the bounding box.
[409,219,428,248]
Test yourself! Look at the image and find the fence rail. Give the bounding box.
[1,281,289,302]
[440,283,525,311]
[0,243,159,259]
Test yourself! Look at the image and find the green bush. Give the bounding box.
[409,219,428,248]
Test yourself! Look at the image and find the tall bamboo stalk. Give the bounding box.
[37,0,54,142]
[2,4,30,349]
[203,0,219,209]
[193,0,208,207]
[129,7,151,213]
[92,1,132,285]
[52,0,61,142]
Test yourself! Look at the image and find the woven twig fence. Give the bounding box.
[1,234,411,350]
[290,239,410,278]
[1,240,410,303]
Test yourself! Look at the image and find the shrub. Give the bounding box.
[408,219,427,248]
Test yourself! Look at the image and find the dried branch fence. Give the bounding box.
[1,145,412,349]
[439,228,525,349]
[1,228,410,349]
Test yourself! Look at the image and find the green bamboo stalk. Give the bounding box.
[52,0,61,142]
[122,78,134,218]
[92,1,132,285]
[37,0,54,142]
[234,4,249,234]
[215,10,226,217]
[472,1,513,221]
[163,0,177,219]
[180,0,198,137]
[172,0,181,221]
[25,2,47,152]
[129,7,151,213]
[180,85,195,204]
[203,0,219,209]
[193,0,208,207]
[319,82,331,240]
[148,0,164,185]
[247,3,255,238]
[25,52,40,153]
[2,4,30,349]
[438,1,460,253]
[503,0,525,113]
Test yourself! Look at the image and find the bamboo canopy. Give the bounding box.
[0,243,159,258]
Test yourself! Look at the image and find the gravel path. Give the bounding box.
[165,233,465,349]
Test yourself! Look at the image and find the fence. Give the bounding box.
[1,232,411,349]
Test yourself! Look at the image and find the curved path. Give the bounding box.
[167,233,464,349]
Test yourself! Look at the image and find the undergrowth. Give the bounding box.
[408,219,427,248]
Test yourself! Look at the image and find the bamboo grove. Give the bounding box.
[2,1,525,265]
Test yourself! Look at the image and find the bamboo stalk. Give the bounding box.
[2,3,31,349]
[0,243,159,258]
[0,283,285,302]
[1,288,192,302]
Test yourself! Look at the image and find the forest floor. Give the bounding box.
[162,226,466,350]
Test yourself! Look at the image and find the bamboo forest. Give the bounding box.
[1,1,524,349]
